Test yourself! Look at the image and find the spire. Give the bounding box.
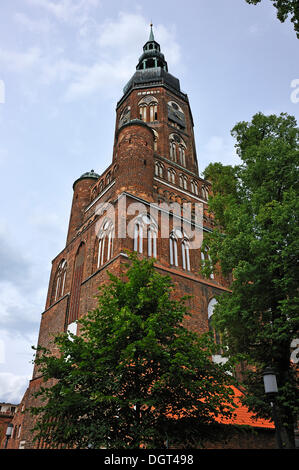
[134,23,168,72]
[149,22,155,42]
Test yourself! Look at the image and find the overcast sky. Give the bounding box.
[0,0,298,404]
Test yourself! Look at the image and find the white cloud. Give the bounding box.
[0,10,182,102]
[14,11,53,34]
[26,0,100,25]
[0,46,41,71]
[64,12,181,101]
[0,372,30,403]
[200,135,240,170]
[98,12,181,67]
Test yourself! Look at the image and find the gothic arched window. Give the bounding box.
[153,129,158,152]
[169,229,190,270]
[52,259,67,303]
[179,174,188,190]
[133,213,158,258]
[138,96,158,123]
[190,180,199,195]
[167,168,176,184]
[155,161,164,178]
[169,231,178,267]
[169,133,186,166]
[118,106,131,128]
[97,219,114,267]
[182,238,190,271]
[68,243,85,325]
[167,101,186,129]
[202,185,209,200]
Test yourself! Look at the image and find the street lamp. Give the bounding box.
[263,366,278,395]
[4,423,13,449]
[262,366,283,449]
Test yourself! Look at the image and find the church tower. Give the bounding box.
[6,26,273,450]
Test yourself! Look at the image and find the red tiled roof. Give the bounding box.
[216,386,275,429]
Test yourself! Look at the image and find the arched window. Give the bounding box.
[167,168,176,184]
[52,259,67,303]
[190,180,199,195]
[169,134,186,166]
[97,219,114,267]
[169,229,190,270]
[147,224,157,258]
[118,106,131,128]
[182,238,190,271]
[139,104,147,122]
[133,213,158,257]
[138,96,158,123]
[134,221,143,253]
[153,129,158,152]
[169,140,177,162]
[202,185,209,200]
[178,145,186,166]
[169,231,178,267]
[179,174,188,190]
[68,243,85,325]
[167,101,186,129]
[155,161,164,178]
[149,101,158,122]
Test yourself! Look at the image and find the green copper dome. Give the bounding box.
[122,24,181,96]
[73,169,100,188]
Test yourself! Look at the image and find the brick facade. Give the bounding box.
[7,29,275,449]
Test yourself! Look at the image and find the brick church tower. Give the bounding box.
[7,26,274,449]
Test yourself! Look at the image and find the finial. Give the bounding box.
[149,22,155,42]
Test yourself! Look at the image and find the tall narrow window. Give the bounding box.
[134,222,143,253]
[133,214,158,257]
[149,102,158,121]
[182,239,190,271]
[155,161,164,178]
[97,219,114,267]
[52,259,67,304]
[179,146,186,166]
[179,174,188,190]
[148,225,157,258]
[139,105,147,121]
[153,129,158,152]
[169,141,177,162]
[167,168,176,184]
[138,96,158,123]
[169,134,186,165]
[202,185,209,200]
[191,180,198,195]
[68,243,85,325]
[169,233,178,266]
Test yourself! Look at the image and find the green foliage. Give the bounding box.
[30,253,236,449]
[203,112,299,448]
[245,0,299,38]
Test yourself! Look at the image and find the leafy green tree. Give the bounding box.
[30,254,236,449]
[245,0,299,38]
[203,112,299,448]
